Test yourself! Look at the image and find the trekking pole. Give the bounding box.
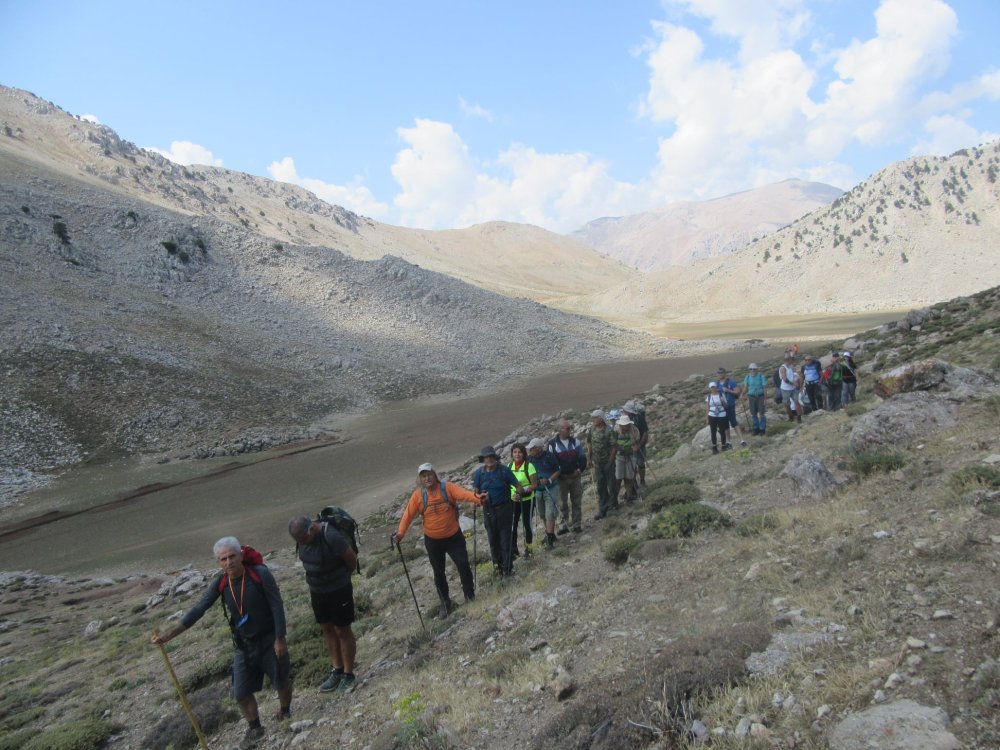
[472,503,478,590]
[153,630,209,750]
[740,397,751,431]
[394,540,426,632]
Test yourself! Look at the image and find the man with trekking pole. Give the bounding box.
[392,463,485,619]
[151,537,292,750]
[527,437,562,548]
[473,445,529,577]
[288,515,358,694]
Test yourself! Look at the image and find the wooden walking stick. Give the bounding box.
[152,630,209,750]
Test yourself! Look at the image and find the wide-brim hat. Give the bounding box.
[478,445,499,461]
[617,415,633,426]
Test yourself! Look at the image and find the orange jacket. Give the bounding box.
[397,481,483,540]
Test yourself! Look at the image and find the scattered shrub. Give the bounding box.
[604,536,639,565]
[178,250,190,263]
[141,685,236,750]
[52,219,70,245]
[735,514,779,537]
[20,205,30,214]
[647,503,731,539]
[160,240,178,254]
[21,718,116,750]
[273,242,284,251]
[648,482,702,512]
[951,465,1000,490]
[847,449,906,476]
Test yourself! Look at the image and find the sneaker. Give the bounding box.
[740,440,748,447]
[320,669,344,692]
[337,673,356,692]
[240,725,265,749]
[275,706,291,721]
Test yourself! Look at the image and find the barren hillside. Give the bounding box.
[571,179,843,270]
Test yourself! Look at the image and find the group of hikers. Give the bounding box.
[705,349,859,453]
[150,400,650,749]
[149,350,859,747]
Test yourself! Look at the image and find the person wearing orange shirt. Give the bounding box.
[392,463,485,618]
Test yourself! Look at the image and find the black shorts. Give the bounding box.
[232,636,290,700]
[310,584,355,627]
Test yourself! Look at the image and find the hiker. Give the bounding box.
[392,463,484,617]
[151,537,291,749]
[743,363,769,436]
[587,409,616,519]
[778,354,801,422]
[622,401,650,485]
[828,351,845,411]
[548,419,588,533]
[705,382,730,454]
[819,360,834,411]
[287,515,359,693]
[508,443,538,557]
[610,413,642,500]
[473,445,528,576]
[716,368,746,447]
[527,437,562,548]
[841,351,859,404]
[800,354,823,414]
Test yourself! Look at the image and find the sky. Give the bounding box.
[1,0,998,233]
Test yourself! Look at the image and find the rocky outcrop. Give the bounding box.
[849,392,958,450]
[874,358,996,399]
[828,700,960,750]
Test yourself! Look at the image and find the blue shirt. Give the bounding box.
[719,378,739,407]
[473,464,519,507]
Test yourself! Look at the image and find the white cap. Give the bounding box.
[417,463,435,474]
[843,351,852,357]
[708,381,718,388]
[527,438,545,450]
[748,363,758,370]
[590,409,605,420]
[617,414,633,426]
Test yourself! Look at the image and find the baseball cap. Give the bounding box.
[590,409,605,420]
[708,381,718,389]
[527,438,545,450]
[748,363,758,370]
[417,462,435,474]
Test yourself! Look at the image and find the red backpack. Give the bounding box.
[216,545,265,592]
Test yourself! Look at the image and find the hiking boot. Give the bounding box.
[572,526,583,534]
[435,598,454,619]
[712,445,719,454]
[320,668,344,692]
[544,534,555,549]
[724,442,733,450]
[275,706,291,721]
[740,440,748,447]
[240,725,265,749]
[337,673,356,692]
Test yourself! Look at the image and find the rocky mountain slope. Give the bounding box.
[572,141,1000,327]
[2,286,999,749]
[571,179,843,271]
[0,143,656,504]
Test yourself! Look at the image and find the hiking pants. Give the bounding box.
[511,498,534,551]
[829,382,842,411]
[593,460,614,515]
[842,380,857,404]
[747,394,766,432]
[708,415,729,446]
[558,472,584,530]
[424,531,475,602]
[803,382,822,413]
[483,502,515,574]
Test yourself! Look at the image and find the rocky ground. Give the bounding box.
[2,288,999,749]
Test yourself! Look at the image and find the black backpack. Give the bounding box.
[316,505,360,568]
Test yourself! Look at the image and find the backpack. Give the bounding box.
[316,505,360,558]
[420,481,458,518]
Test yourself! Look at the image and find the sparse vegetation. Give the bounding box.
[52,219,70,244]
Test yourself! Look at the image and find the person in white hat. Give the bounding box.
[705,381,730,453]
[609,413,642,501]
[841,351,859,405]
[392,463,486,617]
[742,363,769,436]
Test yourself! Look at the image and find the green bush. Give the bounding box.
[848,450,906,476]
[647,503,731,539]
[951,465,1000,490]
[160,240,178,254]
[21,718,116,750]
[648,482,701,512]
[735,514,779,537]
[603,536,639,565]
[52,220,70,245]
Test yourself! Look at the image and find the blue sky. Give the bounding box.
[1,0,997,232]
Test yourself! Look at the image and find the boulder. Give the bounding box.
[873,359,995,400]
[848,393,958,451]
[782,452,838,498]
[828,699,960,750]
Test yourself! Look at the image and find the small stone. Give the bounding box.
[907,654,923,668]
[884,672,905,689]
[907,637,927,649]
[690,719,708,739]
[932,610,955,620]
[84,620,102,637]
[290,720,315,733]
[873,689,887,703]
[847,605,862,617]
[873,530,890,539]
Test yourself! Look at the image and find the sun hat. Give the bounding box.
[716,367,727,375]
[478,445,499,461]
[417,462,435,474]
[527,438,545,450]
[617,414,633,426]
[623,400,638,413]
[590,409,606,420]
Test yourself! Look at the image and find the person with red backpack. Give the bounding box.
[392,463,485,618]
[288,515,359,694]
[151,537,291,749]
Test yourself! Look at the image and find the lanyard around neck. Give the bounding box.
[228,574,246,616]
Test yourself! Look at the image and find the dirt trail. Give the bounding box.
[0,350,781,575]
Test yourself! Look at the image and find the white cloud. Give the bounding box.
[910,114,1000,157]
[639,0,978,203]
[459,96,494,122]
[80,113,100,124]
[389,119,637,232]
[146,140,223,167]
[267,157,389,219]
